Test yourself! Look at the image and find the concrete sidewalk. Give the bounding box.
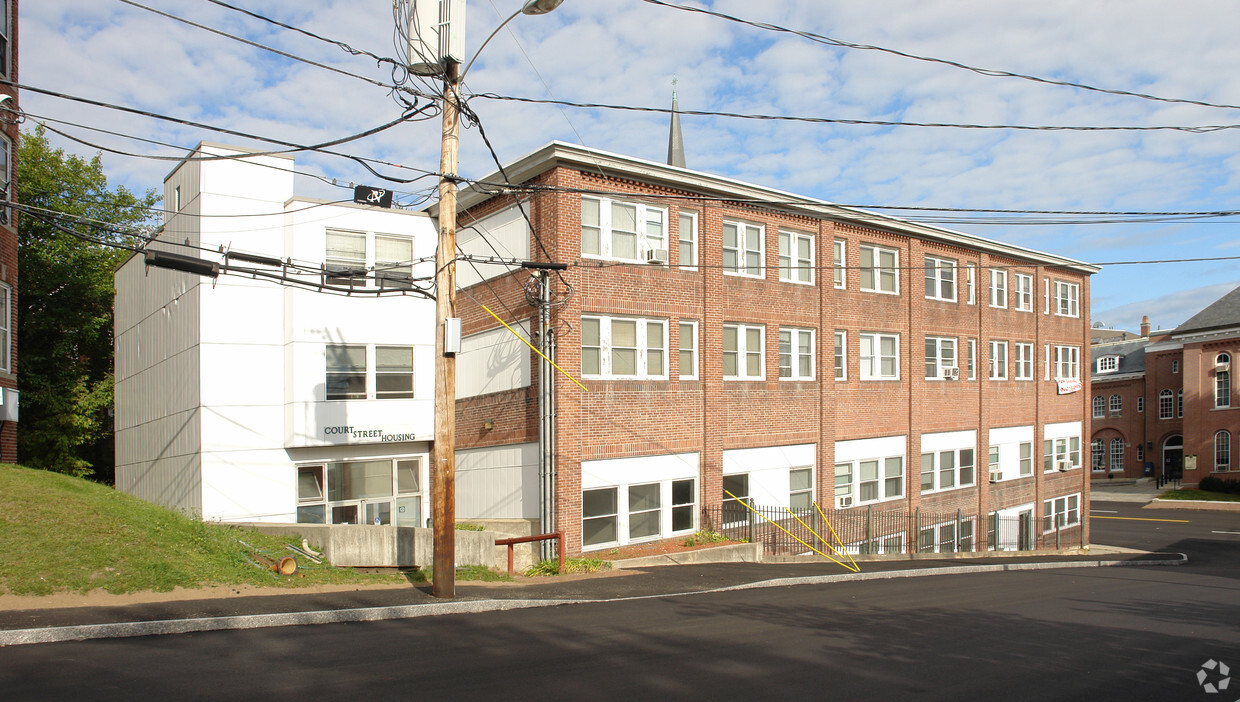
[0,548,1185,647]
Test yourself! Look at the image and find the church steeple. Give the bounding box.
[667,79,686,169]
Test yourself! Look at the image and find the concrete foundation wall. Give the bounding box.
[237,523,498,568]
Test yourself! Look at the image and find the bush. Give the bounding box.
[454,523,485,531]
[524,557,611,576]
[1198,476,1240,495]
[683,529,729,547]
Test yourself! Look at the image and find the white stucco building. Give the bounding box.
[114,144,439,527]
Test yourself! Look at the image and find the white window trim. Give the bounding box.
[1054,345,1080,381]
[325,344,415,401]
[1110,438,1125,473]
[924,335,958,380]
[924,256,957,302]
[989,269,1007,309]
[839,455,905,506]
[779,327,815,381]
[1097,356,1119,373]
[967,338,977,380]
[582,477,698,550]
[859,244,899,295]
[0,282,9,373]
[1014,342,1034,380]
[677,211,698,271]
[581,196,669,263]
[581,315,669,380]
[778,229,814,285]
[833,240,846,289]
[989,340,1008,380]
[325,229,415,289]
[966,264,976,305]
[1044,436,1082,472]
[678,320,698,380]
[920,447,977,494]
[1054,281,1080,318]
[723,323,766,380]
[723,219,765,278]
[1092,396,1106,419]
[834,330,847,381]
[860,332,900,381]
[1014,273,1034,312]
[1158,389,1174,419]
[1042,493,1081,533]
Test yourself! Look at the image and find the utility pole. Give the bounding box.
[432,59,461,599]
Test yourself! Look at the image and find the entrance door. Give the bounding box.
[1163,435,1184,480]
[1018,510,1033,551]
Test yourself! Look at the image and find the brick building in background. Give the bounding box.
[1091,286,1240,484]
[443,141,1097,557]
[0,0,19,462]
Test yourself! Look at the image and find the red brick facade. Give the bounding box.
[0,0,18,463]
[455,145,1094,556]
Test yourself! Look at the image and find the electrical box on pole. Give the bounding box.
[409,0,466,76]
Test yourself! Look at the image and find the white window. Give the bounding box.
[860,332,899,380]
[581,197,668,262]
[1158,389,1174,419]
[1092,396,1105,419]
[1042,494,1081,532]
[1043,278,1050,314]
[678,211,698,269]
[966,264,976,305]
[779,327,815,380]
[582,487,619,547]
[918,519,975,554]
[840,456,904,505]
[723,323,765,380]
[920,448,975,493]
[967,338,977,380]
[723,473,751,524]
[924,336,957,380]
[1172,360,1180,374]
[1109,394,1122,414]
[1216,431,1232,471]
[924,256,957,302]
[0,283,9,372]
[1054,281,1080,317]
[677,320,698,380]
[1054,345,1079,380]
[789,467,814,511]
[989,269,1007,308]
[833,240,846,289]
[1216,353,1231,408]
[834,330,847,380]
[584,477,698,549]
[1110,439,1125,472]
[1043,436,1081,472]
[173,185,181,213]
[989,340,1008,380]
[778,230,813,284]
[325,345,414,400]
[723,220,764,277]
[1014,343,1034,380]
[581,316,668,380]
[1020,441,1033,476]
[297,457,425,526]
[1097,356,1118,373]
[1014,274,1033,312]
[859,244,898,294]
[0,0,9,77]
[325,230,414,289]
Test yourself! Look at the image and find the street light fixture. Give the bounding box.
[431,0,563,600]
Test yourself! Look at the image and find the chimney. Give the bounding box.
[1140,315,1150,337]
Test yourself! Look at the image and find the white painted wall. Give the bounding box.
[1045,421,1082,440]
[722,443,816,508]
[987,425,1034,482]
[580,452,701,548]
[920,430,976,454]
[457,322,531,399]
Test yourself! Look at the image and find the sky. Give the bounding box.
[18,0,1240,333]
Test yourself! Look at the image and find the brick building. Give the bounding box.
[446,141,1097,557]
[1091,287,1240,483]
[0,0,18,462]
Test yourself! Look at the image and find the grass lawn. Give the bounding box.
[1158,488,1240,502]
[0,464,404,596]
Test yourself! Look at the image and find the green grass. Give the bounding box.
[683,529,730,547]
[1159,488,1240,502]
[0,464,404,596]
[524,557,611,576]
[408,565,514,583]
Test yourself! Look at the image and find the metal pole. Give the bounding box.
[538,271,554,561]
[431,60,461,599]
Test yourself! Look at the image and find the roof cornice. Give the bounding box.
[438,142,1099,274]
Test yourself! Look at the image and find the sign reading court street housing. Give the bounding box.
[322,426,423,443]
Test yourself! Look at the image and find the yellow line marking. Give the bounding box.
[1090,515,1190,523]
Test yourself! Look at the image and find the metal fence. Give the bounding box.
[701,502,1084,557]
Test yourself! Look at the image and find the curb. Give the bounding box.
[0,554,1186,648]
[1145,499,1240,512]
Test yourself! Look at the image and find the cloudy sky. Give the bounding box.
[20,0,1240,332]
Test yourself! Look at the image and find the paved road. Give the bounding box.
[1,503,1235,701]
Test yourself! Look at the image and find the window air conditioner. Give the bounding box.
[1058,460,1073,472]
[942,367,960,380]
[989,469,1001,483]
[836,495,853,509]
[1216,361,1230,372]
[646,248,668,264]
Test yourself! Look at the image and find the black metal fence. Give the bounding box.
[701,502,1084,557]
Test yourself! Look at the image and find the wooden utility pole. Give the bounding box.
[432,60,461,599]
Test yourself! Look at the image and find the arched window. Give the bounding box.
[1110,439,1124,472]
[1216,431,1232,471]
[1091,439,1105,470]
[1217,354,1232,409]
[1109,394,1122,414]
[1093,396,1105,418]
[1159,389,1174,419]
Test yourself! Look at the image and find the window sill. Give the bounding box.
[860,289,900,296]
[924,297,958,304]
[723,271,765,280]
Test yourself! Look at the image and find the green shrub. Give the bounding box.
[454,523,486,531]
[1199,476,1240,494]
[524,557,611,576]
[683,529,729,547]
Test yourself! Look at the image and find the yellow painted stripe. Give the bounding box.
[1090,515,1190,523]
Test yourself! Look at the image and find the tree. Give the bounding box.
[17,126,159,480]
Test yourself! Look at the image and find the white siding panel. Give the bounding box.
[722,444,815,508]
[920,430,976,453]
[1045,421,1082,439]
[457,204,530,289]
[457,322,531,399]
[201,449,297,522]
[456,442,539,519]
[582,452,700,489]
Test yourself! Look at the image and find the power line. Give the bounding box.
[468,92,1240,132]
[201,0,402,70]
[639,0,1240,112]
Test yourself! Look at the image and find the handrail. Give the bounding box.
[494,531,564,576]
